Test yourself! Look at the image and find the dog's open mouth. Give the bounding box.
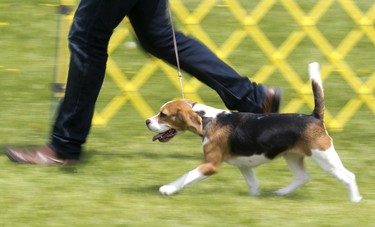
[152,129,177,142]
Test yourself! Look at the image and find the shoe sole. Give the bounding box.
[5,147,29,164]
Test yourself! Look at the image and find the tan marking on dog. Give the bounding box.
[155,100,203,134]
[303,122,332,151]
[199,125,232,175]
[288,140,312,156]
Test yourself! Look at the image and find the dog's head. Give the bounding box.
[146,99,203,142]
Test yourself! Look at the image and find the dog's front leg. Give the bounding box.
[159,143,223,195]
[159,167,208,195]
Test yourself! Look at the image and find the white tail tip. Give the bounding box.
[309,62,322,86]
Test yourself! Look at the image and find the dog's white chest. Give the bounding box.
[226,155,270,168]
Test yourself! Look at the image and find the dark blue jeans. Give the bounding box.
[50,0,265,159]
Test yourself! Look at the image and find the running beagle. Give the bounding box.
[146,63,362,202]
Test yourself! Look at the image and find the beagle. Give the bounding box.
[146,63,362,203]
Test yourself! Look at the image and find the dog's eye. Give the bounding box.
[159,112,167,118]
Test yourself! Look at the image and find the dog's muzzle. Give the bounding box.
[146,119,177,142]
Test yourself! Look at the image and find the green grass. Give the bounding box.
[0,1,374,226]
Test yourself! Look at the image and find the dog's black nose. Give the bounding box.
[146,119,151,125]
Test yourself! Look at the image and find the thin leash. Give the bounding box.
[167,0,185,99]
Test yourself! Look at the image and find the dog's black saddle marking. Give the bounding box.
[211,112,319,159]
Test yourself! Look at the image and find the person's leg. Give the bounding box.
[128,0,279,113]
[6,0,140,164]
[50,0,140,160]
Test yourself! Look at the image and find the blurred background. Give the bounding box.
[52,0,375,131]
[0,0,374,226]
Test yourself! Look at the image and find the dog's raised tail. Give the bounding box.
[309,62,324,120]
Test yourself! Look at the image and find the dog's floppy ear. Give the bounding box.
[179,109,203,136]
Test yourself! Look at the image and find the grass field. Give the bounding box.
[1,1,374,226]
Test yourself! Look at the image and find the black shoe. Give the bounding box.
[262,86,282,113]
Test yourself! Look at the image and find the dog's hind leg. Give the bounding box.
[238,166,259,196]
[311,145,362,203]
[274,153,309,196]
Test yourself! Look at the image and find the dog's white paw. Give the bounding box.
[159,185,178,195]
[351,195,363,203]
[250,188,259,197]
[274,188,291,196]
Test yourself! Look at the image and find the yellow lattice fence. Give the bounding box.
[54,0,375,131]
